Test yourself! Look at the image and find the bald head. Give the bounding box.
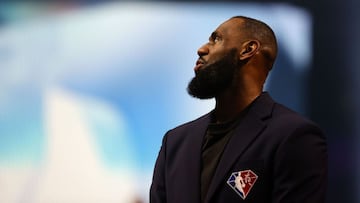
[231,16,278,70]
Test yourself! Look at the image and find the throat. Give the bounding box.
[214,92,261,123]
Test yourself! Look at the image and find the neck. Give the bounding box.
[214,88,262,123]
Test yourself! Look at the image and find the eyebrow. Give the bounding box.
[209,31,218,41]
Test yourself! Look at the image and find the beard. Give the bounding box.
[187,48,240,99]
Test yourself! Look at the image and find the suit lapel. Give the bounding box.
[205,93,274,202]
[183,112,212,202]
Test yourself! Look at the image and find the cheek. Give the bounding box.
[208,49,227,63]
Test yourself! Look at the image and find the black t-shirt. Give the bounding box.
[200,112,247,202]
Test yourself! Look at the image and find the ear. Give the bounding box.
[239,40,260,60]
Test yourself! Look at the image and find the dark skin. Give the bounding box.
[195,18,276,123]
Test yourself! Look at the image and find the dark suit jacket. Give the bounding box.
[150,92,327,203]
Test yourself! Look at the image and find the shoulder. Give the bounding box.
[253,97,327,152]
[166,112,211,135]
[159,112,211,147]
[262,102,327,162]
[270,102,322,133]
[252,92,323,136]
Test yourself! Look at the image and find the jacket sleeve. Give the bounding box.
[150,133,168,203]
[272,123,328,203]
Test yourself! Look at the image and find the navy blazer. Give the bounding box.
[150,93,327,203]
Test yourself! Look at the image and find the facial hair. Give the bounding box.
[187,48,239,99]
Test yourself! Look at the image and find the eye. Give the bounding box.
[209,32,222,44]
[214,36,221,43]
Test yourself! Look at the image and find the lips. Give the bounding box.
[194,59,206,71]
[196,59,205,66]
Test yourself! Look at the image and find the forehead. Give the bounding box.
[215,18,244,36]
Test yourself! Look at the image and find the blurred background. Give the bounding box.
[0,1,358,203]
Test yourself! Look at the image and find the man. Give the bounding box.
[150,16,327,203]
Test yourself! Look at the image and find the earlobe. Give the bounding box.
[239,40,260,60]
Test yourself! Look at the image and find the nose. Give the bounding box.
[197,43,209,57]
